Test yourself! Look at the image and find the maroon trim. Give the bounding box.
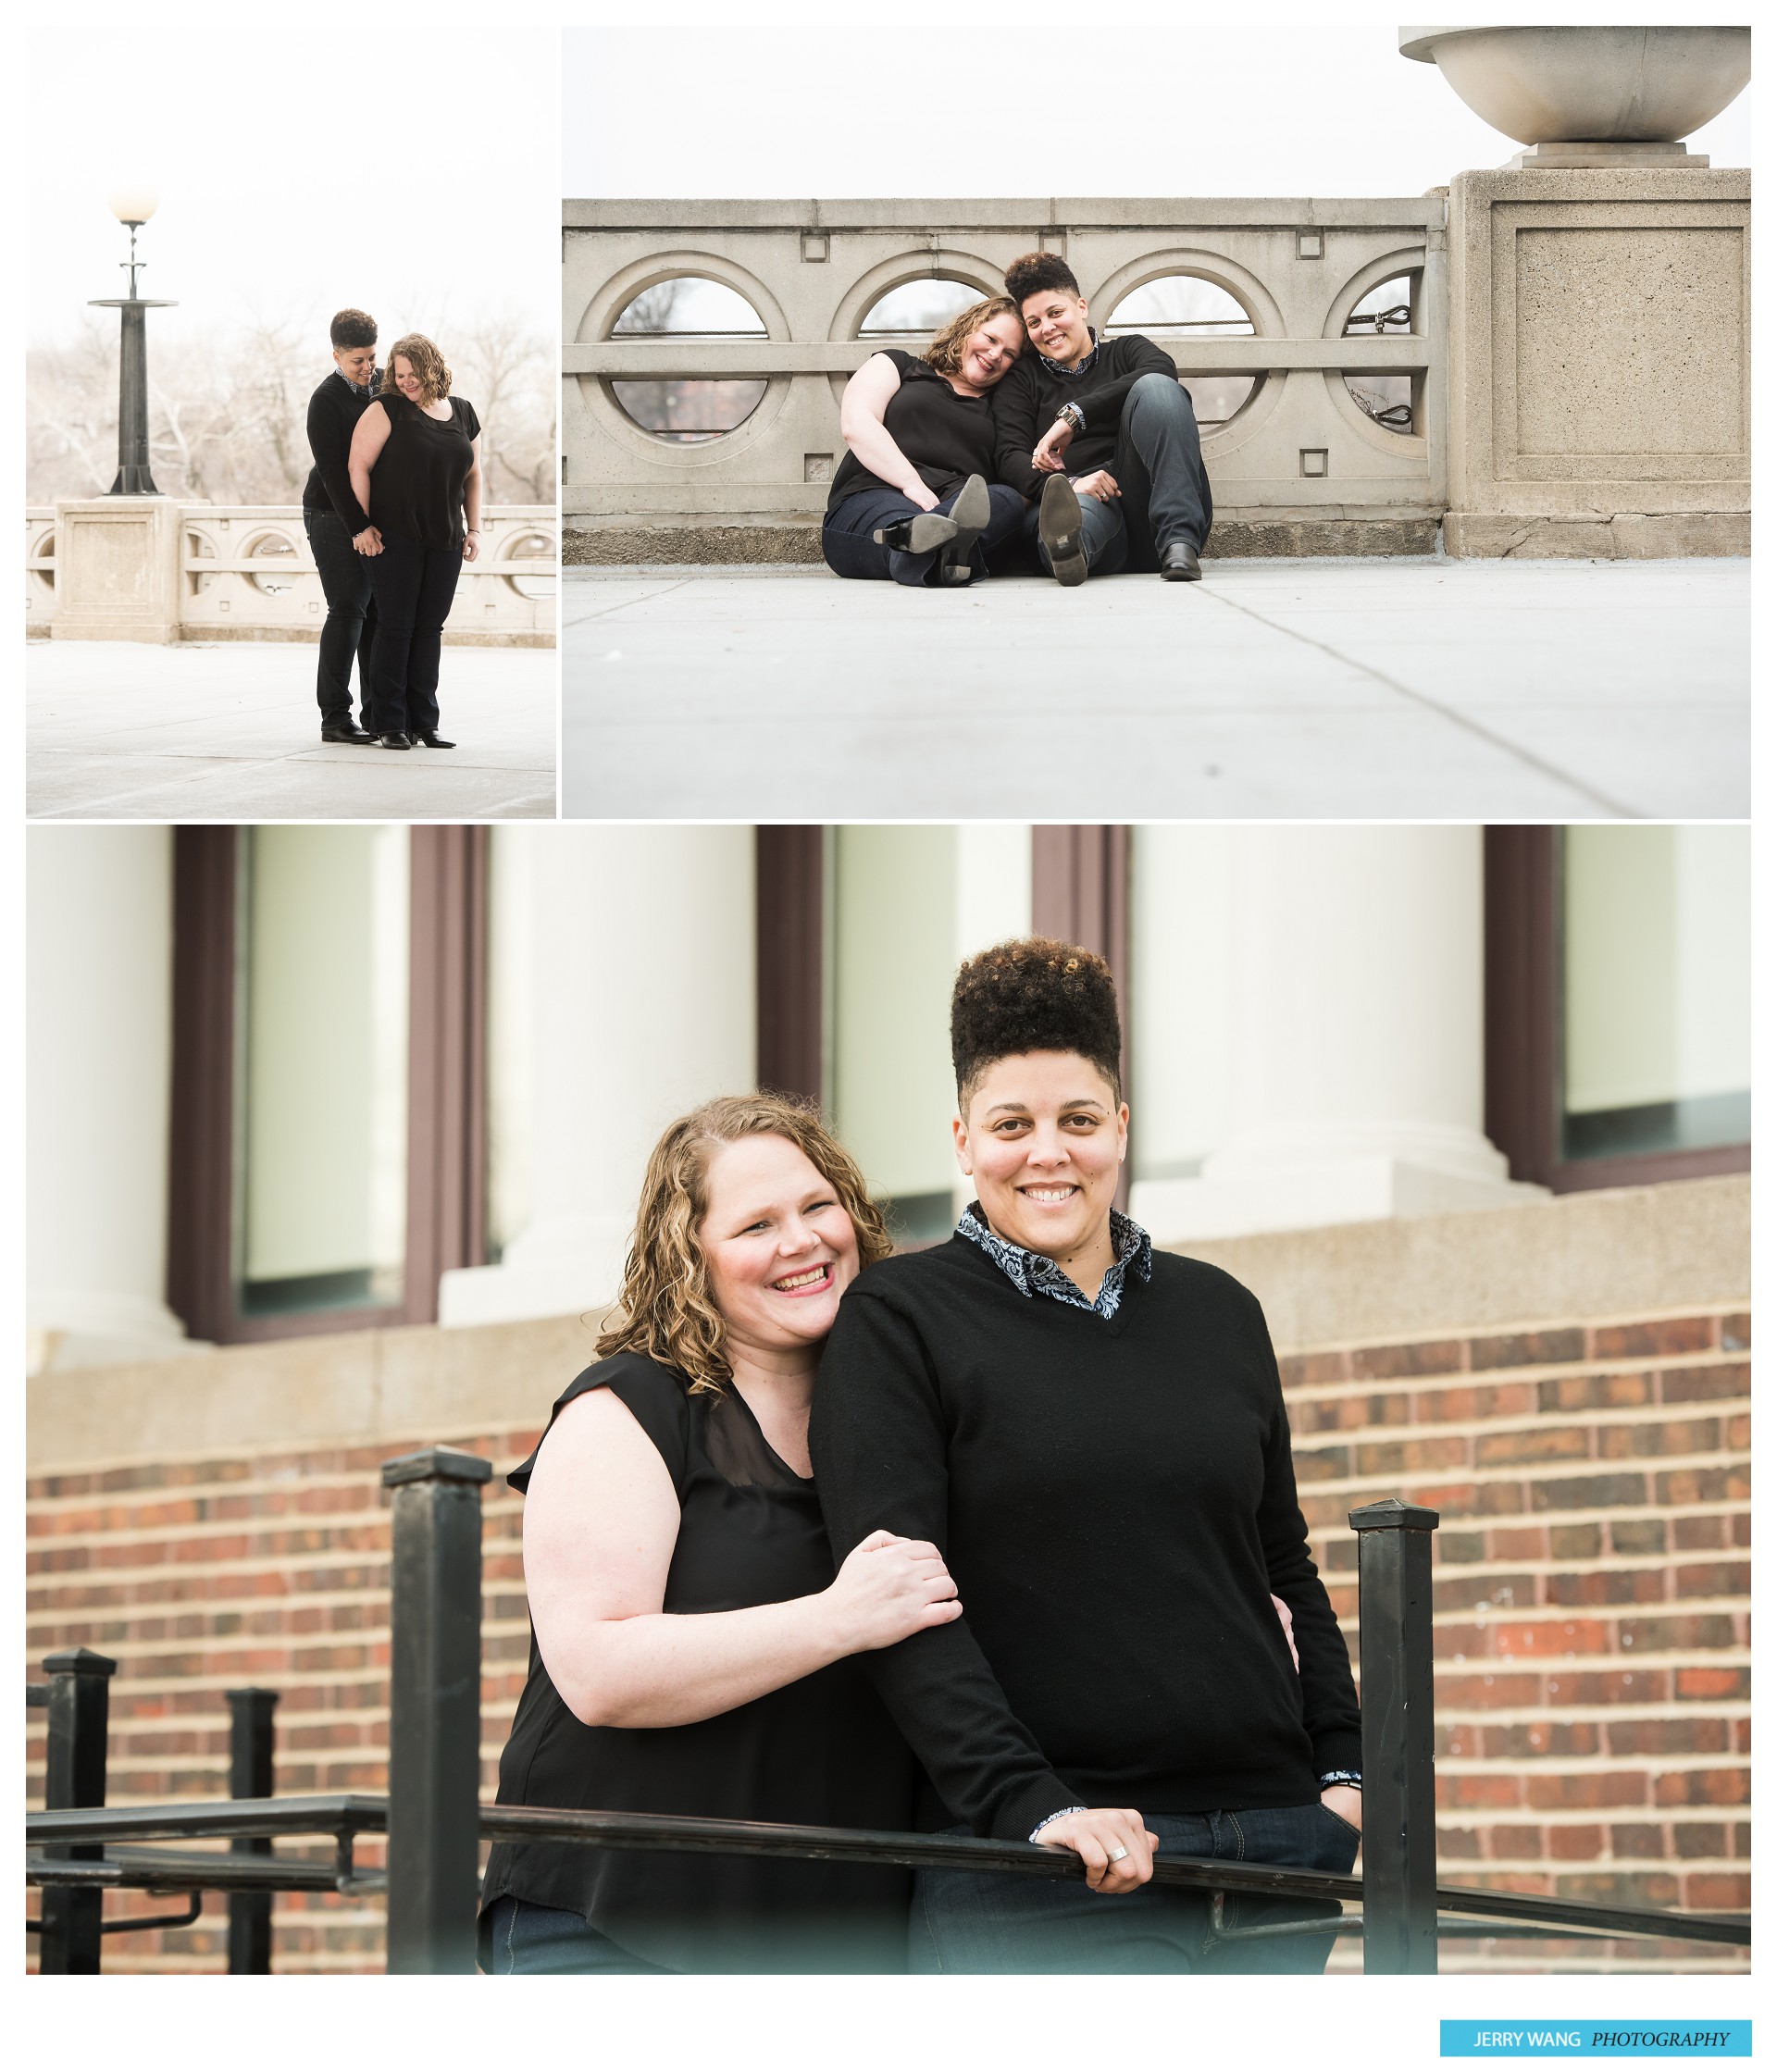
[166,827,241,1344]
[1030,825,1132,1210]
[1483,825,1748,1195]
[755,826,825,1102]
[166,825,488,1344]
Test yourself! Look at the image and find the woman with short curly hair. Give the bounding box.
[822,294,1030,587]
[346,331,482,750]
[478,1092,958,1975]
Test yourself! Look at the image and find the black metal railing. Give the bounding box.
[26,1450,1752,1974]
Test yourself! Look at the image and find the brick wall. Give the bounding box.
[26,1303,1749,1975]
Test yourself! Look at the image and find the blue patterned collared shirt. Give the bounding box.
[1043,326,1101,380]
[956,1198,1152,1321]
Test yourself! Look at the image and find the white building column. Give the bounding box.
[1133,825,1543,1244]
[440,825,756,1327]
[28,825,193,1371]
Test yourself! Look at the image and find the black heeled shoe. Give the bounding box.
[377,732,412,751]
[414,731,456,749]
[933,474,991,587]
[873,510,962,556]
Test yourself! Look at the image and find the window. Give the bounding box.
[858,279,983,339]
[1105,275,1259,430]
[1341,270,1419,433]
[607,277,769,442]
[1485,826,1750,1190]
[168,825,488,1342]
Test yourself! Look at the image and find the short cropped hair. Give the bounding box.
[951,937,1124,1114]
[329,308,378,349]
[595,1092,892,1396]
[1004,251,1083,305]
[378,332,452,403]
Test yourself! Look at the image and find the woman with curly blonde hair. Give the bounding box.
[346,331,482,750]
[478,1092,959,1975]
[822,293,1029,587]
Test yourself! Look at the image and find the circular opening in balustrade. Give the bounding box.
[246,532,301,596]
[32,529,54,591]
[1341,272,1417,434]
[608,276,769,443]
[1104,275,1260,430]
[499,531,558,602]
[858,278,985,340]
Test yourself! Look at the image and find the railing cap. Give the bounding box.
[380,1447,493,1490]
[1348,1497,1441,1532]
[42,1646,118,1677]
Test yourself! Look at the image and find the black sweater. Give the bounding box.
[808,1235,1361,1843]
[303,370,377,534]
[827,349,1000,515]
[992,332,1179,499]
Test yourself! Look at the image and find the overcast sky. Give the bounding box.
[26,27,558,352]
[565,24,1750,200]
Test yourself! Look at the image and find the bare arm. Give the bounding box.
[523,1386,962,1729]
[347,403,391,552]
[461,432,482,561]
[838,354,937,510]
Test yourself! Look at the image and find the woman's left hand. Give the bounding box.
[1320,1784,1361,1833]
[462,530,481,563]
[1033,417,1075,472]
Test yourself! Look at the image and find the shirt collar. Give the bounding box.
[1041,328,1100,378]
[956,1199,1152,1317]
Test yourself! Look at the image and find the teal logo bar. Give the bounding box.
[1441,2025,1750,2058]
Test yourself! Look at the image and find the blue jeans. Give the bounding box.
[822,481,1027,586]
[303,507,376,724]
[911,1802,1360,1975]
[478,1895,675,1975]
[1025,371,1214,577]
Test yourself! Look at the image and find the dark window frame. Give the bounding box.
[167,825,489,1344]
[1484,825,1749,1195]
[754,825,1134,1217]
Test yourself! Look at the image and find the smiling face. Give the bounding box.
[955,311,1025,391]
[333,343,376,387]
[391,354,426,402]
[1021,288,1094,366]
[952,1050,1127,1264]
[698,1133,863,1363]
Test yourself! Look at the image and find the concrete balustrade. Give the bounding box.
[27,503,558,645]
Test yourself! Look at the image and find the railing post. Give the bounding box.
[380,1447,491,1976]
[36,1647,117,1975]
[225,1689,279,1974]
[1349,1497,1440,1975]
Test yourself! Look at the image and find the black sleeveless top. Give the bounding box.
[826,349,1000,514]
[367,391,480,547]
[479,1355,917,1973]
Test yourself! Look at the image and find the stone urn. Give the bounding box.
[1398,24,1750,166]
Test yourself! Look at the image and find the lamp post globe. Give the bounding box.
[92,185,176,496]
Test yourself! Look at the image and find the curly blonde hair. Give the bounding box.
[924,295,1021,378]
[595,1093,892,1396]
[378,331,453,403]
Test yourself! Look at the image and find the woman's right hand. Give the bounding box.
[354,527,382,556]
[823,1528,961,1653]
[908,484,941,513]
[1032,1808,1160,1895]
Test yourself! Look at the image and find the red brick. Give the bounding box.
[1278,1350,1350,1390]
[1652,1768,1749,1807]
[1355,1435,1470,1475]
[1546,1823,1605,1860]
[1597,1415,1723,1459]
[1671,1560,1750,1600]
[1543,1569,1666,1608]
[1487,1527,1548,1560]
[1619,1613,1737,1653]
[1554,1871,1680,1908]
[1530,1471,1647,1512]
[1440,1774,1523,1807]
[1609,1518,1667,1555]
[1524,1772,1648,1809]
[1434,1672,1544,1708]
[1590,1318,1714,1359]
[1606,1718,1730,1758]
[1475,1425,1591,1466]
[1481,1824,1545,1860]
[1672,1667,1747,1706]
[1482,1721,1600,1760]
[1654,1465,1749,1505]
[1538,1371,1654,1412]
[1718,1313,1750,1351]
[1659,1360,1750,1404]
[1434,1573,1538,1616]
[1683,1872,1750,1911]
[1470,1329,1586,1371]
[1350,1339,1465,1381]
[1417,1383,1537,1423]
[1609,1824,1667,1859]
[1491,1619,1611,1658]
[1671,1822,1727,1859]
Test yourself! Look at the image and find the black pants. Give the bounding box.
[304,506,376,723]
[366,533,462,738]
[1025,372,1214,576]
[821,481,1027,585]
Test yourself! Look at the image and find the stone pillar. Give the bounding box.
[51,496,185,641]
[438,825,756,1327]
[1133,826,1542,1243]
[1442,167,1749,558]
[27,826,193,1371]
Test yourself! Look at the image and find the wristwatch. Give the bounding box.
[1055,402,1085,435]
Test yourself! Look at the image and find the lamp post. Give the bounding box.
[90,184,177,494]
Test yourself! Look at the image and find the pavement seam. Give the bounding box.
[1192,587,1641,818]
[563,580,692,625]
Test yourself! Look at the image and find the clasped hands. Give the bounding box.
[1032,416,1118,503]
[353,527,383,557]
[1033,1787,1362,1897]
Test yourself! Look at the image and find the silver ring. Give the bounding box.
[1106,1845,1129,1864]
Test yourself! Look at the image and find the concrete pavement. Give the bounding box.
[562,557,1748,821]
[28,639,556,820]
